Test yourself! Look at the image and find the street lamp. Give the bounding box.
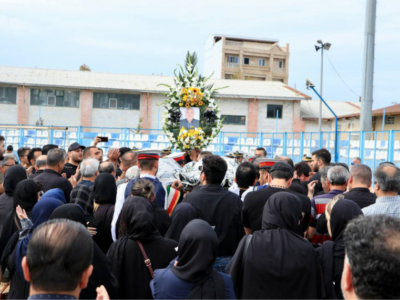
[315,40,331,132]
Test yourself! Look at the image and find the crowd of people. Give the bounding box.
[0,133,400,300]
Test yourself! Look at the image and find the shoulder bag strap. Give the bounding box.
[14,214,22,231]
[136,240,154,278]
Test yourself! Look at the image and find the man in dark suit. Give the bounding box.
[180,107,200,129]
[183,155,244,272]
[345,164,376,208]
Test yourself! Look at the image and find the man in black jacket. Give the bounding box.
[183,155,244,272]
[309,149,331,196]
[34,149,73,202]
[345,164,376,208]
[243,162,311,236]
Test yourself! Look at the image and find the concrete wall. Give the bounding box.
[218,98,249,132]
[28,106,81,126]
[0,104,18,124]
[204,36,223,79]
[91,108,141,128]
[257,99,293,132]
[150,93,168,130]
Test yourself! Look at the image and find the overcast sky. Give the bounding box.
[1,0,399,109]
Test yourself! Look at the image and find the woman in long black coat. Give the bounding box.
[108,197,177,299]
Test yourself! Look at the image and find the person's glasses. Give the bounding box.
[4,164,14,167]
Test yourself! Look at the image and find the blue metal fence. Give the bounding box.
[1,125,398,173]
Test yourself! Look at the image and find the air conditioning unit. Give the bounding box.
[47,95,56,106]
[109,98,118,109]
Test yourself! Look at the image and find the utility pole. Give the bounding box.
[315,41,331,132]
[319,48,324,132]
[360,0,377,131]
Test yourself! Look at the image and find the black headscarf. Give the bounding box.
[49,204,119,300]
[70,185,94,215]
[330,199,363,257]
[0,179,38,260]
[4,165,27,196]
[13,179,38,213]
[50,204,86,225]
[170,219,225,299]
[227,192,325,299]
[94,173,117,205]
[316,199,363,299]
[118,196,161,241]
[164,203,198,243]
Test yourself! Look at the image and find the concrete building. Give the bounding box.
[204,34,290,84]
[300,100,362,132]
[0,66,311,133]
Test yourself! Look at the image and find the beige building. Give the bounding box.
[204,35,290,84]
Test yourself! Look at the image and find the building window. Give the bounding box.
[0,87,17,104]
[258,59,265,66]
[243,57,250,65]
[267,104,283,119]
[278,60,284,68]
[227,56,239,64]
[386,116,395,125]
[221,115,246,125]
[30,89,80,107]
[93,92,140,110]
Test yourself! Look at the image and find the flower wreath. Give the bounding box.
[158,52,226,151]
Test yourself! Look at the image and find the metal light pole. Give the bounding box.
[360,0,377,132]
[315,40,331,132]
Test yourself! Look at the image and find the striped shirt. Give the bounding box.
[310,189,345,244]
[362,196,400,218]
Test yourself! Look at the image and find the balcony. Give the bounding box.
[273,68,286,73]
[226,63,239,68]
[226,41,243,47]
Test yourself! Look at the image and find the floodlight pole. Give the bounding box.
[319,47,324,132]
[309,85,339,162]
[360,0,377,131]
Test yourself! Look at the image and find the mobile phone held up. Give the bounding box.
[98,136,109,143]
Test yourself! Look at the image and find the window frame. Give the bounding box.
[278,60,284,68]
[221,115,246,125]
[386,116,395,125]
[92,92,141,110]
[0,86,17,105]
[30,88,80,108]
[243,57,250,65]
[258,59,265,66]
[227,56,239,64]
[266,104,283,119]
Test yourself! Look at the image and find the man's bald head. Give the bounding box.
[121,151,138,171]
[374,163,400,193]
[35,155,47,169]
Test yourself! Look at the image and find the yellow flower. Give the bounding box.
[190,102,194,106]
[198,127,202,130]
[183,95,188,101]
[192,87,200,94]
[179,102,183,107]
[180,126,186,132]
[185,102,190,108]
[181,88,188,94]
[184,145,190,149]
[198,101,204,106]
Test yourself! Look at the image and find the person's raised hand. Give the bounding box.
[69,165,80,188]
[108,149,120,163]
[16,205,28,220]
[307,180,319,198]
[172,180,183,191]
[93,136,102,147]
[96,285,110,300]
[26,166,33,176]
